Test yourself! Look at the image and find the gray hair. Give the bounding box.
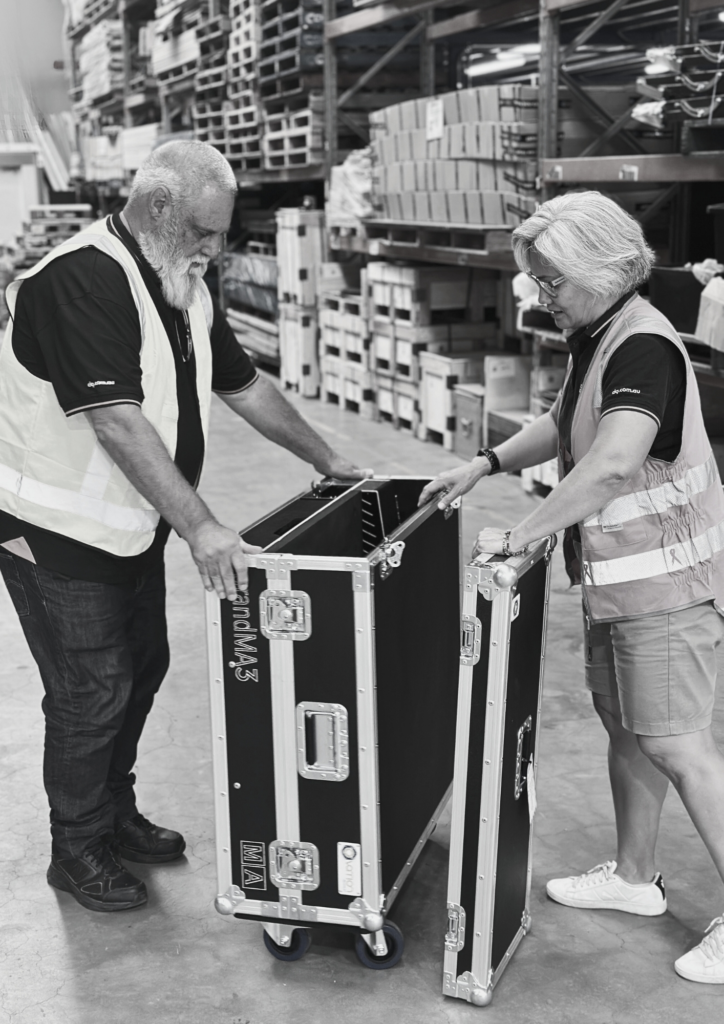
[128,140,237,210]
[512,191,655,300]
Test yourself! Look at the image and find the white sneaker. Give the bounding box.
[546,860,667,916]
[675,915,724,984]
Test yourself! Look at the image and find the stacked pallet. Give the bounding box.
[192,11,232,147]
[75,20,124,109]
[14,206,95,272]
[151,1,201,91]
[276,208,325,396]
[223,0,263,172]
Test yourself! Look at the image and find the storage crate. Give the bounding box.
[370,321,496,383]
[375,376,420,435]
[320,354,376,419]
[275,208,325,306]
[482,355,532,448]
[320,295,369,368]
[279,302,319,398]
[453,383,485,461]
[418,351,489,451]
[366,263,497,328]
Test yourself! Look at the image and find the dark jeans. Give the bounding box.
[0,550,169,858]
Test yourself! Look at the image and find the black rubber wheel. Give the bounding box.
[262,927,312,962]
[354,921,404,970]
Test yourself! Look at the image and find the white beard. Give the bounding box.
[137,217,209,310]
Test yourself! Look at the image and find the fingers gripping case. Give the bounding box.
[443,537,554,1005]
[206,477,461,968]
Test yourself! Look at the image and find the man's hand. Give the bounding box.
[186,520,262,601]
[418,457,490,510]
[315,454,374,481]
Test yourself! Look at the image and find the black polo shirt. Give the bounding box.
[0,213,258,583]
[557,292,686,466]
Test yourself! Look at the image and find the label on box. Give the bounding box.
[486,357,517,380]
[426,97,444,141]
[337,842,362,896]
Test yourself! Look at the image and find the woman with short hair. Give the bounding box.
[421,189,724,984]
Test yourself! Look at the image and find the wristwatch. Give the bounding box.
[477,447,501,475]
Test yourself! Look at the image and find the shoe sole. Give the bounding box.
[47,864,148,913]
[546,889,667,916]
[114,841,186,864]
[675,963,724,984]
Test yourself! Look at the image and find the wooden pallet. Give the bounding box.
[367,264,498,329]
[257,47,325,84]
[263,125,324,169]
[259,0,325,36]
[225,104,262,131]
[156,60,197,88]
[259,72,323,102]
[264,96,323,135]
[320,295,369,368]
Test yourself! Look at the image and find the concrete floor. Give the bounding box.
[1,381,724,1024]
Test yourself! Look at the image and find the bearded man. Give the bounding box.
[0,141,368,913]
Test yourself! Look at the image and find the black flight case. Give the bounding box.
[206,477,461,968]
[443,537,554,1005]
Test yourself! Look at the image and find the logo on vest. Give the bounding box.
[87,380,116,387]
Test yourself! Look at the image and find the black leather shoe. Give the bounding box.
[47,841,148,912]
[113,813,186,863]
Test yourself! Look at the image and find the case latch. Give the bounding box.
[460,615,481,666]
[259,591,311,640]
[514,716,533,800]
[269,840,320,890]
[445,903,466,952]
[378,540,405,580]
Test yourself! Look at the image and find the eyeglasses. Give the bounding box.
[527,272,566,297]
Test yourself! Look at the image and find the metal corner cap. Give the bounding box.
[493,564,518,590]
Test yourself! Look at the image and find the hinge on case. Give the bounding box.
[460,615,481,666]
[445,903,466,952]
[259,591,311,640]
[378,540,405,580]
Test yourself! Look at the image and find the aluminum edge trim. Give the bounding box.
[267,568,301,849]
[367,497,442,565]
[471,588,513,983]
[387,781,452,912]
[206,589,233,897]
[353,571,383,915]
[443,584,478,985]
[525,545,555,917]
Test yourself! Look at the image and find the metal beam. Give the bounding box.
[538,4,561,164]
[326,0,461,40]
[576,102,637,158]
[337,20,426,108]
[561,0,631,61]
[323,0,338,180]
[540,153,724,183]
[428,0,538,40]
[420,10,435,94]
[637,184,679,225]
[560,70,646,154]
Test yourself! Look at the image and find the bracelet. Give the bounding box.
[477,447,501,475]
[502,530,528,558]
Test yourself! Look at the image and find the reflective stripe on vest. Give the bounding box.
[583,452,720,530]
[0,461,159,533]
[582,519,724,587]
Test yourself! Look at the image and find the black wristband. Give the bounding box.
[477,448,501,475]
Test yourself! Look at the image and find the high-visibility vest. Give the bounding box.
[555,293,724,623]
[0,218,213,557]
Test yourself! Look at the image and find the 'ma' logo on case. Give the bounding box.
[241,841,266,890]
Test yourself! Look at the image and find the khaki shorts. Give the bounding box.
[584,601,723,736]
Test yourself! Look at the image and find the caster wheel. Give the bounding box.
[354,921,404,970]
[263,927,312,962]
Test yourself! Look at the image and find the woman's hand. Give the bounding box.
[418,457,490,510]
[472,528,507,559]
